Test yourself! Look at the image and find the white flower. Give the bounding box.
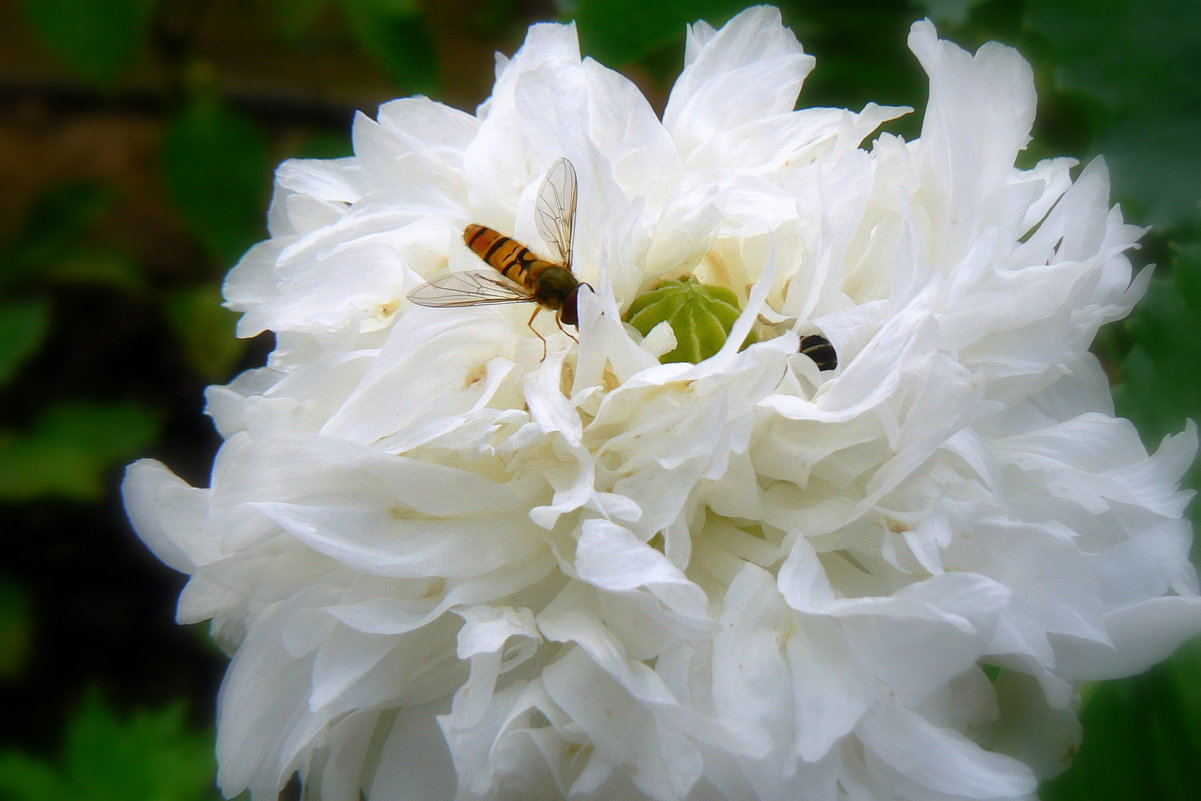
[124,7,1200,801]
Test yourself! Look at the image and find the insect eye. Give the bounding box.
[560,288,579,326]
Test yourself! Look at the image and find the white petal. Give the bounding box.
[368,701,456,801]
[665,7,815,163]
[1052,596,1201,681]
[857,696,1037,798]
[789,616,882,762]
[542,649,703,801]
[909,19,1037,267]
[575,520,709,623]
[122,459,215,571]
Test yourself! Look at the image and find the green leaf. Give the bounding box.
[916,0,991,26]
[0,751,64,801]
[1039,679,1145,801]
[1040,637,1201,801]
[1114,274,1201,443]
[65,694,216,801]
[1175,240,1201,310]
[0,692,217,801]
[161,97,272,267]
[166,284,246,380]
[0,575,33,680]
[1109,241,1201,538]
[1111,241,1201,532]
[288,131,355,161]
[17,0,153,89]
[45,247,147,294]
[0,298,51,386]
[1025,0,1201,229]
[343,0,439,93]
[1,182,114,288]
[0,400,162,502]
[269,0,336,40]
[571,0,747,65]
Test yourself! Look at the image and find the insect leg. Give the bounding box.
[527,306,548,361]
[555,311,579,344]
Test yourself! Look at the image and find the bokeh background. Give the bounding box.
[2,1,1199,799]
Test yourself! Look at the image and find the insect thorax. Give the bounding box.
[531,265,578,309]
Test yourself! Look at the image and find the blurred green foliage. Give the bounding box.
[0,181,164,502]
[1025,0,1201,230]
[166,285,245,381]
[0,693,218,801]
[1113,243,1201,513]
[17,0,154,89]
[161,95,273,267]
[2,182,118,288]
[5,0,1201,799]
[1041,638,1201,801]
[0,400,162,501]
[572,0,743,64]
[0,576,32,680]
[343,0,439,93]
[0,300,51,386]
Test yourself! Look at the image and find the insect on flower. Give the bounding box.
[408,157,587,359]
[799,334,837,371]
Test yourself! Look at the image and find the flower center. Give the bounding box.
[623,277,757,363]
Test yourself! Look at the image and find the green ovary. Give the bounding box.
[624,278,757,364]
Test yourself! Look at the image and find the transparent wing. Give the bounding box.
[407,270,535,307]
[535,157,578,270]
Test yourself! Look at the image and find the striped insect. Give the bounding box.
[408,157,585,358]
[800,334,837,371]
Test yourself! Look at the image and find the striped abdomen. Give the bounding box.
[800,334,838,371]
[464,224,556,290]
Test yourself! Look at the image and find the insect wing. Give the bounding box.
[535,157,578,271]
[407,270,535,308]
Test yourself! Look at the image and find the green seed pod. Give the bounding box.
[624,278,757,364]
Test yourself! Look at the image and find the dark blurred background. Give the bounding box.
[1,1,1198,799]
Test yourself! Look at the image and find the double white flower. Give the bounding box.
[124,7,1200,801]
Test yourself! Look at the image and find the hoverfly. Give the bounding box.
[799,334,837,371]
[408,157,585,359]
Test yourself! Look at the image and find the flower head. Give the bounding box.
[125,7,1200,801]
